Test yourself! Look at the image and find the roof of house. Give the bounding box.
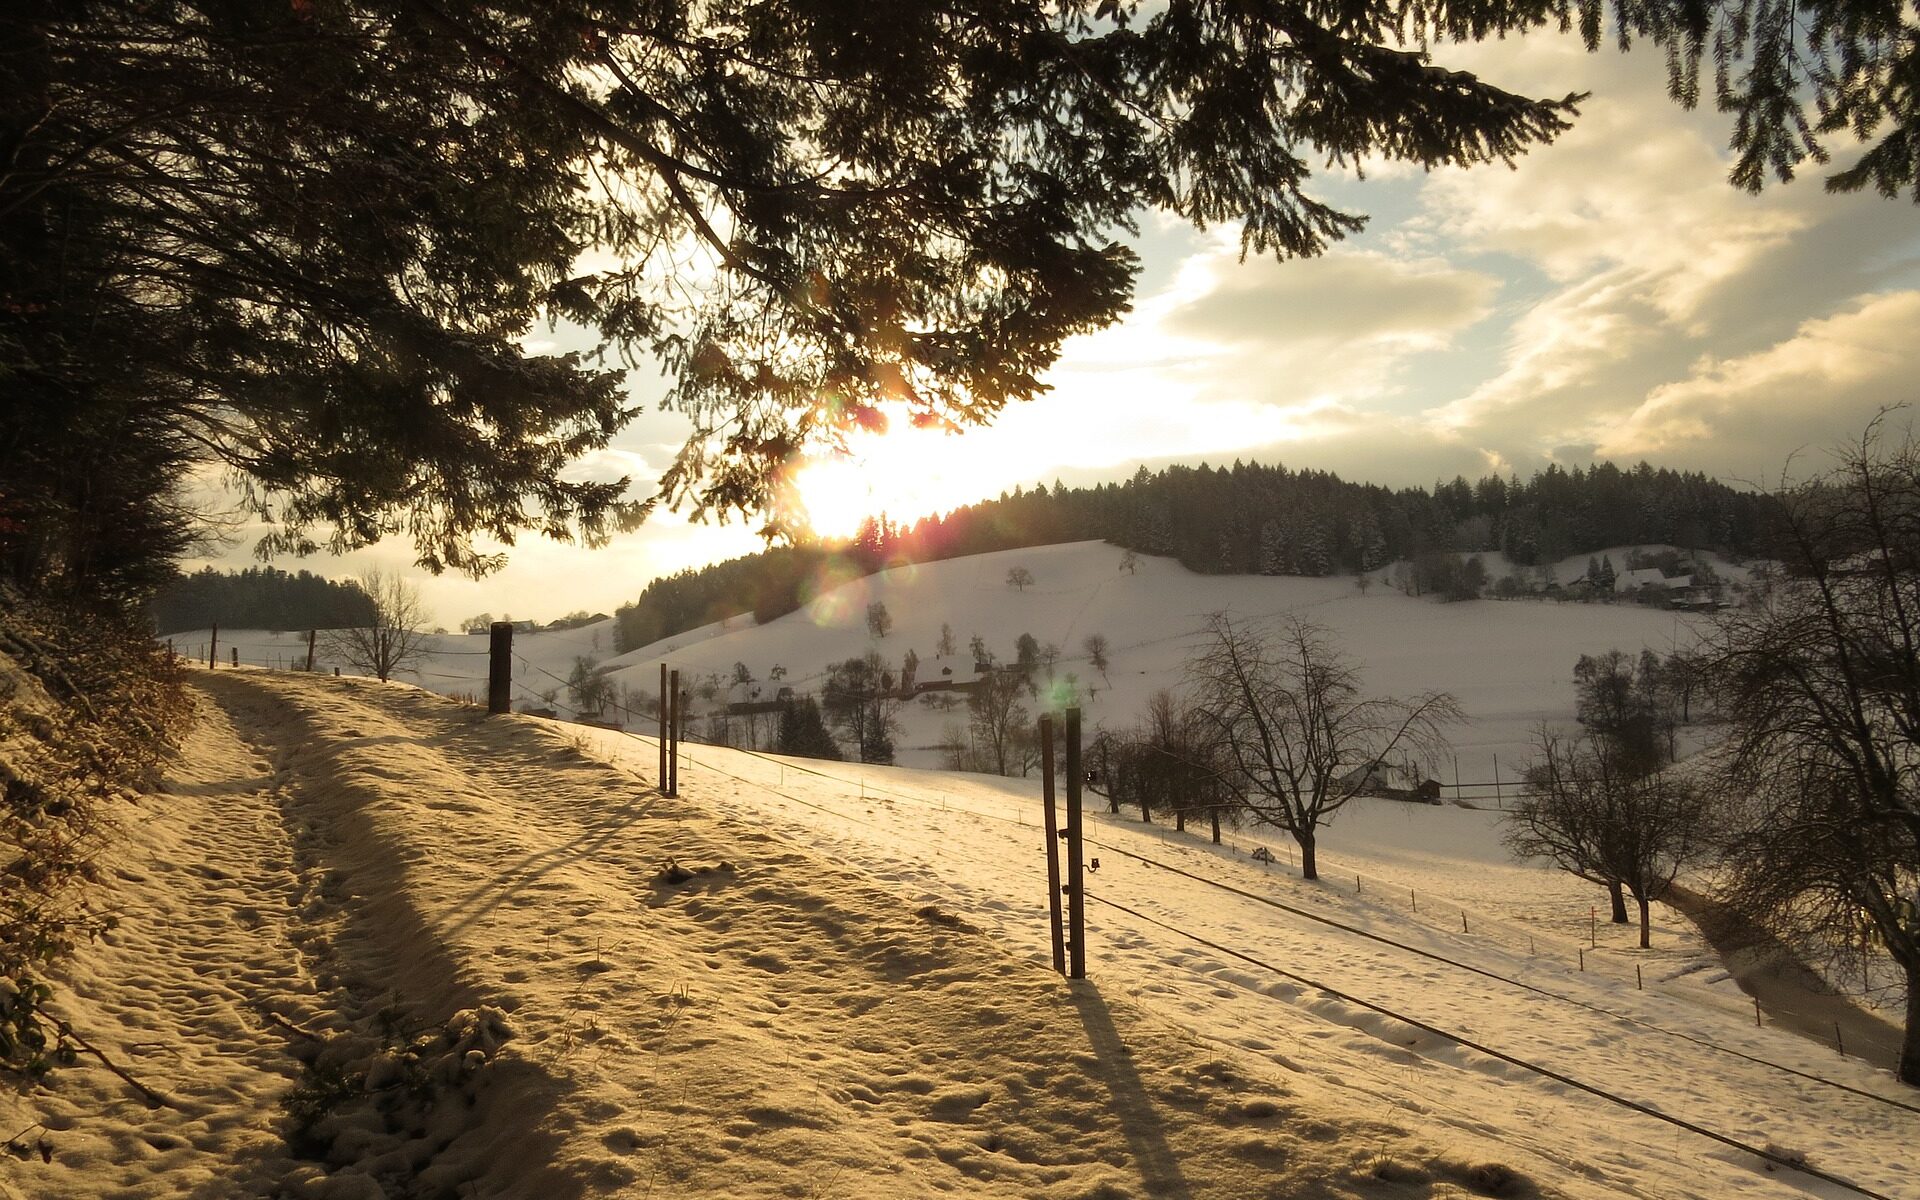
[1615,568,1669,592]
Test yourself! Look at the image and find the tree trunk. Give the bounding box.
[1298,831,1317,880]
[1210,808,1221,844]
[1902,960,1920,1087]
[1175,808,1185,832]
[1140,794,1151,824]
[1635,891,1652,949]
[1609,881,1629,924]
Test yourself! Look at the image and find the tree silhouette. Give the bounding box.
[3,0,1596,597]
[1703,419,1920,1084]
[1188,614,1459,879]
[323,569,428,683]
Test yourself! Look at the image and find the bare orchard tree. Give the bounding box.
[1187,613,1459,880]
[1082,632,1111,679]
[1506,728,1713,947]
[324,568,428,682]
[1098,690,1235,841]
[566,656,615,717]
[1702,416,1920,1084]
[967,665,1030,776]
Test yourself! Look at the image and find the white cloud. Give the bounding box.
[1596,291,1920,469]
[1403,31,1917,470]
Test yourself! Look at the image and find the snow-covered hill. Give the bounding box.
[603,540,1717,777]
[167,541,1728,781]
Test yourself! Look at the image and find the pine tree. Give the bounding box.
[778,698,842,761]
[1259,521,1293,576]
[1297,515,1333,576]
[1353,511,1389,571]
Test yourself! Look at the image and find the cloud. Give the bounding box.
[1398,31,1920,471]
[1163,250,1498,348]
[1596,290,1920,472]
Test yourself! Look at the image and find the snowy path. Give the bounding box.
[572,732,1920,1200]
[9,689,317,1198]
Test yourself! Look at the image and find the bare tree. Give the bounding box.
[1082,632,1111,679]
[566,655,615,717]
[1095,690,1235,841]
[865,600,892,639]
[967,666,1030,776]
[1702,416,1920,1084]
[1005,566,1034,592]
[324,568,428,682]
[1506,728,1712,947]
[1186,613,1459,879]
[823,650,900,763]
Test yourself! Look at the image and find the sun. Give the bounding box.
[788,407,987,539]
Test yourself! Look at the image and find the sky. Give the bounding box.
[185,28,1920,628]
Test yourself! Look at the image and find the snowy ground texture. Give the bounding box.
[7,668,1626,1200]
[9,665,1914,1199]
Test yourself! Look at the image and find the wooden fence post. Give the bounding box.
[487,622,513,714]
[1065,706,1085,980]
[209,623,218,670]
[230,646,238,667]
[658,664,668,790]
[1040,715,1065,976]
[667,669,681,797]
[306,629,317,673]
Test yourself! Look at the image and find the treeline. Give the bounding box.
[149,566,375,634]
[615,459,1774,653]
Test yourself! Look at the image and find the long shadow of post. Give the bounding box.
[1069,982,1195,1200]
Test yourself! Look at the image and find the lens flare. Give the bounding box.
[803,558,868,627]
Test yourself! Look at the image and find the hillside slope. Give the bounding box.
[157,541,1724,779]
[605,540,1713,773]
[7,670,1565,1199]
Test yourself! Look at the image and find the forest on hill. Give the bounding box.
[613,458,1776,652]
[150,566,376,635]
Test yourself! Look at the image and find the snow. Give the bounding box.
[595,541,1721,781]
[564,729,1920,1200]
[11,669,1611,1199]
[159,542,1731,789]
[104,542,1918,1198]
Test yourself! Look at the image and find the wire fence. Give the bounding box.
[625,729,1912,1200]
[170,633,1913,1197]
[164,625,1898,1060]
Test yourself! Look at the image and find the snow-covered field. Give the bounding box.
[567,729,1920,1200]
[24,643,1914,1197]
[13,670,1665,1200]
